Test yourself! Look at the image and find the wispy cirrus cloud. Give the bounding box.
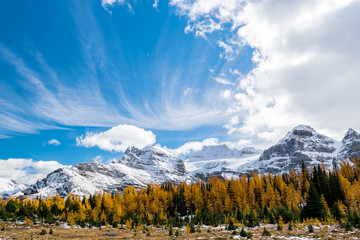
[101,0,133,13]
[212,77,235,86]
[1,1,247,139]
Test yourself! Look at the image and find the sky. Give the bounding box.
[0,0,359,184]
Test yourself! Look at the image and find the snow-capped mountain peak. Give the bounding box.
[338,128,360,159]
[279,124,322,144]
[5,125,360,199]
[15,145,189,198]
[0,177,27,197]
[258,124,340,174]
[186,144,260,162]
[342,128,360,144]
[185,144,261,180]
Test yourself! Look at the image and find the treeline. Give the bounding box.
[0,158,360,230]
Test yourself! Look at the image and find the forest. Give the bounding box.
[0,157,359,233]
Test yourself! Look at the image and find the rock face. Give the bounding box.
[338,128,360,160]
[256,125,340,174]
[6,125,360,198]
[17,146,189,198]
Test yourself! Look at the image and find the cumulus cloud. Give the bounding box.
[171,138,219,156]
[0,158,64,184]
[171,0,360,144]
[47,139,61,146]
[76,124,156,152]
[101,0,125,8]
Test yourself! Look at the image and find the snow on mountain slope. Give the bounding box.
[17,146,189,198]
[185,145,261,179]
[338,128,360,160]
[0,177,27,197]
[8,125,360,199]
[186,144,259,162]
[255,125,341,174]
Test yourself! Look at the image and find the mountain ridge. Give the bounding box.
[4,125,360,198]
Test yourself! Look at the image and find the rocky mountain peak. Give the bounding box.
[202,144,230,152]
[259,124,339,174]
[342,128,360,143]
[338,128,360,160]
[0,177,27,197]
[7,125,360,199]
[279,124,318,143]
[186,144,249,162]
[240,147,261,155]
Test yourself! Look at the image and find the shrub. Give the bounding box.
[345,221,352,232]
[262,227,271,236]
[169,224,173,236]
[288,222,293,231]
[240,228,253,238]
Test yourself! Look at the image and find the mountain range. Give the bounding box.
[4,125,360,198]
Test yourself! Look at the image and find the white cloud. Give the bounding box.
[47,139,61,146]
[212,77,234,85]
[101,0,134,13]
[101,0,124,11]
[76,124,156,152]
[183,87,200,96]
[171,138,219,155]
[0,158,64,184]
[171,0,360,144]
[219,89,232,99]
[153,0,159,11]
[169,137,253,156]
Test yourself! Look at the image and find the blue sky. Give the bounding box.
[1,0,360,183]
[0,0,253,164]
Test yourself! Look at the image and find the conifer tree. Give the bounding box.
[301,182,324,220]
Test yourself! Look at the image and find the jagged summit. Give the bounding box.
[185,144,261,180]
[258,124,339,174]
[342,128,360,143]
[5,125,360,199]
[186,144,260,162]
[16,145,189,198]
[279,124,320,143]
[338,128,360,159]
[0,177,27,197]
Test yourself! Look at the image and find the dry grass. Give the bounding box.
[0,221,359,239]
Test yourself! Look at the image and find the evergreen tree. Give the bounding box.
[301,182,324,220]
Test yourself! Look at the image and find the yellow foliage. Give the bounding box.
[186,223,191,233]
[67,211,76,227]
[125,219,133,229]
[25,218,33,226]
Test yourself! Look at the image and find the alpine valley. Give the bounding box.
[3,125,360,198]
